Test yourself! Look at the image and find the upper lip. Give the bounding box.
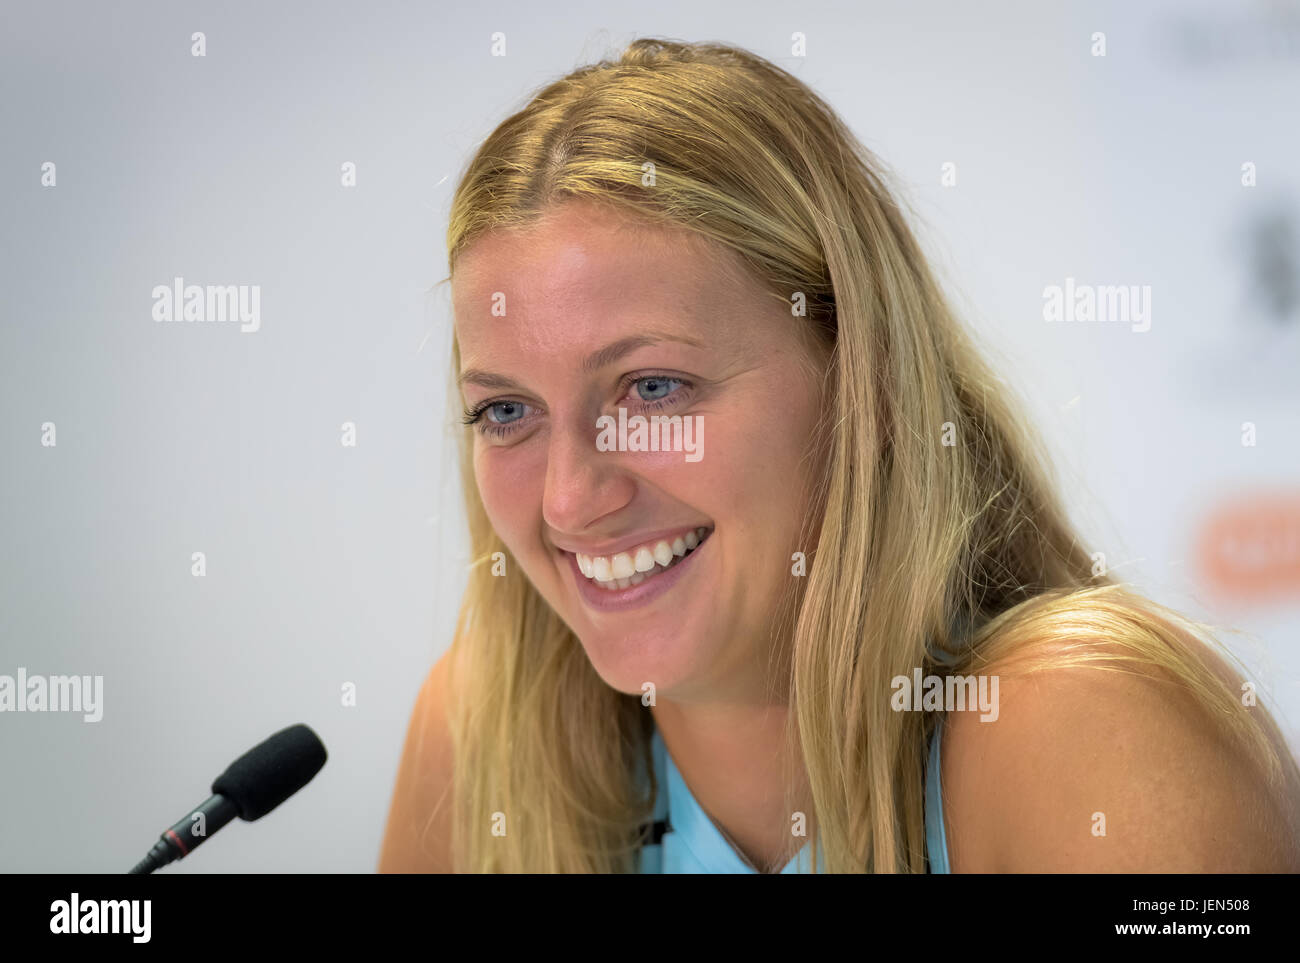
[552,525,712,559]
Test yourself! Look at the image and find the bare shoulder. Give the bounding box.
[939,630,1300,872]
[378,649,457,873]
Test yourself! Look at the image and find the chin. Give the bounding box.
[575,626,703,700]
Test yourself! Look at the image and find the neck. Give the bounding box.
[650,696,811,873]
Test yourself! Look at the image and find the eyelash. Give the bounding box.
[462,373,694,440]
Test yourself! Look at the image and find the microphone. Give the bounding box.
[127,723,327,873]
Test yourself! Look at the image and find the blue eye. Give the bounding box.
[461,398,536,439]
[485,401,528,424]
[635,376,682,402]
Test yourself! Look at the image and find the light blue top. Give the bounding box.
[924,716,950,873]
[636,717,951,873]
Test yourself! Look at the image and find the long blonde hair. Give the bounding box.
[440,37,1299,872]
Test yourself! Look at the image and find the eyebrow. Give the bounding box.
[457,332,705,390]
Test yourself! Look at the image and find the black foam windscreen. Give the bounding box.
[210,723,327,821]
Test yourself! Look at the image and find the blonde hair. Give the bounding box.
[440,37,1299,872]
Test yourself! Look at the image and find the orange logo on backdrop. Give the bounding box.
[1196,492,1300,601]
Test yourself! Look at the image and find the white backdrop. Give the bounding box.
[2,0,1297,872]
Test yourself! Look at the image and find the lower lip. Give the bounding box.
[566,535,710,612]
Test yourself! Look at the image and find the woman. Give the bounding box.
[379,37,1300,873]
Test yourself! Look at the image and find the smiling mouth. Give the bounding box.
[573,527,713,591]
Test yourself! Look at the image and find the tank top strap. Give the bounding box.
[924,715,952,873]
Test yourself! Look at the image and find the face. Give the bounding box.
[452,199,829,703]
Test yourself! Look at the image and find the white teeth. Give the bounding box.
[575,528,712,587]
[610,553,635,579]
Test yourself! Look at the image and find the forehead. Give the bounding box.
[451,202,761,358]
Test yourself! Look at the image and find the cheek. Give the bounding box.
[708,383,822,518]
[473,443,545,551]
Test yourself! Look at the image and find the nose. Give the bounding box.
[542,413,636,535]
